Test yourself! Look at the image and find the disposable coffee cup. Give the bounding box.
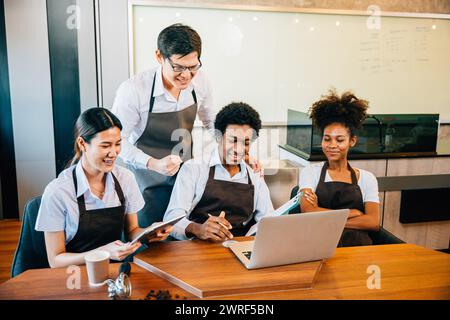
[85,250,110,286]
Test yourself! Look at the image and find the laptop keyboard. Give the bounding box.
[242,251,252,260]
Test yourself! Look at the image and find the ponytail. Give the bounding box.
[68,141,82,167]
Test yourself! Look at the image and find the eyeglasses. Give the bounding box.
[166,57,202,73]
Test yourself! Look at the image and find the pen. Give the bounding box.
[208,213,231,230]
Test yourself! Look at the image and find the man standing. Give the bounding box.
[112,24,215,227]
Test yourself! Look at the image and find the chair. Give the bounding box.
[289,186,404,245]
[11,196,49,277]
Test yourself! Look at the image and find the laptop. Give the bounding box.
[228,209,349,269]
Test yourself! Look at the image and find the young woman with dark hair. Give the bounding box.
[35,108,171,268]
[299,90,380,247]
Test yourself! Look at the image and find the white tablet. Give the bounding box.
[129,213,187,245]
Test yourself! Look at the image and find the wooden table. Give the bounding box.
[134,237,323,298]
[0,243,448,300]
[0,262,194,300]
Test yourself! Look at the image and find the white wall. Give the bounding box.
[99,2,450,123]
[98,0,129,108]
[131,4,450,122]
[5,0,56,217]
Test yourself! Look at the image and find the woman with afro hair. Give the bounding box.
[298,89,380,247]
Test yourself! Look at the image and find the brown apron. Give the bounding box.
[66,168,126,253]
[129,72,198,228]
[315,161,373,247]
[188,166,256,237]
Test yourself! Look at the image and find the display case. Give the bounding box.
[284,109,440,160]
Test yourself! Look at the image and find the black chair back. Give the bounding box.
[11,196,49,277]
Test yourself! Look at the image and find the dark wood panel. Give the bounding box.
[0,0,19,219]
[400,188,450,223]
[46,0,81,174]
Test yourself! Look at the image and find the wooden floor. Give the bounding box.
[0,220,21,284]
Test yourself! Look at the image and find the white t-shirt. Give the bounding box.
[299,162,380,204]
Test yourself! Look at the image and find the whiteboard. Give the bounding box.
[130,4,450,122]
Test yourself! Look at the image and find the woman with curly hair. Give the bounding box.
[298,89,380,247]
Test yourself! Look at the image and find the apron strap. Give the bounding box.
[149,72,198,113]
[319,161,358,185]
[149,73,157,113]
[191,89,198,104]
[72,168,86,216]
[347,163,358,185]
[111,172,125,205]
[319,161,329,184]
[72,168,126,216]
[208,164,252,184]
[208,165,216,180]
[245,167,251,184]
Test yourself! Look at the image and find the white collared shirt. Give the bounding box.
[163,146,274,240]
[35,162,145,244]
[111,66,216,169]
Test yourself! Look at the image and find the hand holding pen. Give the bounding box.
[201,211,233,242]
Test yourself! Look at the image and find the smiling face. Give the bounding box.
[321,123,357,162]
[78,127,122,174]
[156,51,201,91]
[220,124,254,166]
